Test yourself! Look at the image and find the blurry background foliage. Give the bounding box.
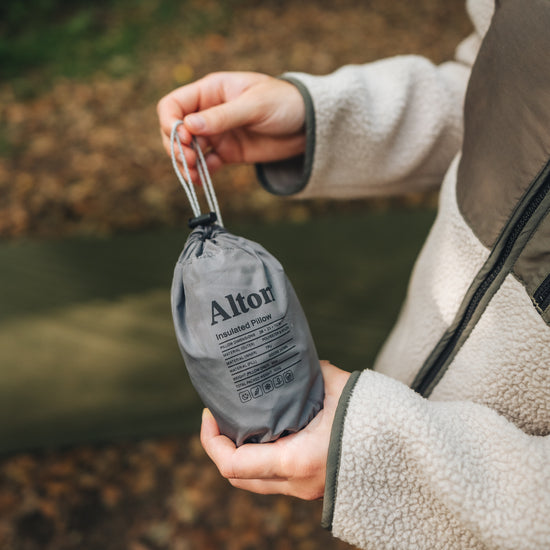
[0,0,471,238]
[0,0,474,443]
[1,0,234,95]
[0,0,472,448]
[0,2,470,548]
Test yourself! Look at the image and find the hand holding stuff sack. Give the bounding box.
[169,122,324,446]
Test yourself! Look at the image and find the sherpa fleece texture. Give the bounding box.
[259,0,489,199]
[258,0,550,548]
[333,371,549,549]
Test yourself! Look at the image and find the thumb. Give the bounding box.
[184,95,259,136]
[319,361,352,400]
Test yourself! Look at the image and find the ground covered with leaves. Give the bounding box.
[0,436,355,550]
[1,1,470,548]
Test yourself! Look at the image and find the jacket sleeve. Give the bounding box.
[256,34,481,199]
[323,370,550,550]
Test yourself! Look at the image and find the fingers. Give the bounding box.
[157,80,215,169]
[158,72,254,140]
[200,410,324,500]
[183,94,260,137]
[200,409,286,480]
[157,80,202,143]
[161,129,196,162]
[200,406,221,438]
[160,126,224,179]
[200,409,237,478]
[158,78,250,163]
[158,72,307,169]
[319,361,352,401]
[200,395,332,500]
[228,478,291,495]
[227,478,323,500]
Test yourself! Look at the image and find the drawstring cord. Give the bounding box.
[170,120,224,228]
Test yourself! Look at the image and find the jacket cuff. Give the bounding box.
[321,370,361,531]
[255,76,316,196]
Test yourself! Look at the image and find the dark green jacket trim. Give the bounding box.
[321,370,361,531]
[255,76,316,196]
[413,158,550,396]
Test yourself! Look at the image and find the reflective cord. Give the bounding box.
[170,122,201,218]
[170,120,224,227]
[194,139,223,226]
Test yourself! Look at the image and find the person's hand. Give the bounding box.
[157,72,306,179]
[200,362,351,500]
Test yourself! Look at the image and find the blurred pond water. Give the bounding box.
[0,209,435,454]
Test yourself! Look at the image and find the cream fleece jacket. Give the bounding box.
[257,0,550,548]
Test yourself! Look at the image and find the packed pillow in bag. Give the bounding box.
[169,122,324,446]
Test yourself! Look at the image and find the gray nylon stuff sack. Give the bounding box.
[169,122,324,446]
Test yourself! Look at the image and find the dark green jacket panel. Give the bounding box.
[456,0,550,326]
[457,0,550,249]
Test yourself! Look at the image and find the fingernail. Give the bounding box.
[186,114,205,132]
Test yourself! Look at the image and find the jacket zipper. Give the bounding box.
[413,162,550,397]
[533,272,550,312]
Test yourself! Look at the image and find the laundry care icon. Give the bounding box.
[283,370,295,384]
[239,390,252,403]
[251,385,263,399]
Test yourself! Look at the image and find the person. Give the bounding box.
[157,0,550,547]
